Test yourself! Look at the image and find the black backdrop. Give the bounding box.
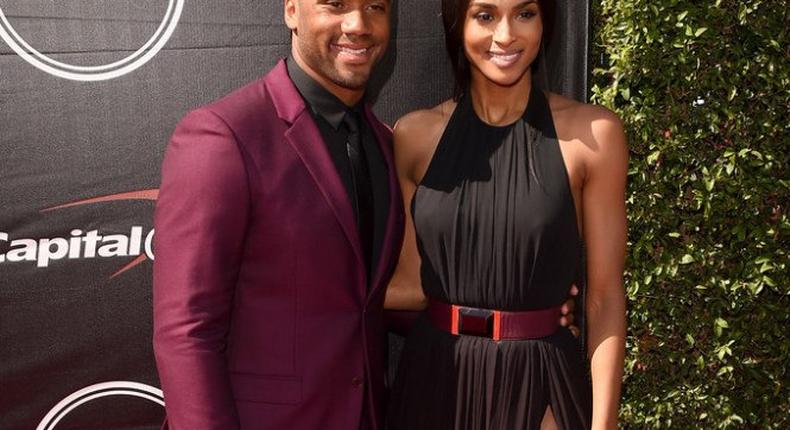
[0,1,590,428]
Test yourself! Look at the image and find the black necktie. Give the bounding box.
[343,110,375,275]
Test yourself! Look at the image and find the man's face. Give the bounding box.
[285,0,391,97]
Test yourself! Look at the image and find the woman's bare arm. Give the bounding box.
[384,104,453,310]
[580,107,629,430]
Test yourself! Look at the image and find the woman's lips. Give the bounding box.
[487,50,523,68]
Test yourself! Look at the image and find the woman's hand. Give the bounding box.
[558,284,580,338]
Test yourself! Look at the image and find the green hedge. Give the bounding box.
[591,0,789,428]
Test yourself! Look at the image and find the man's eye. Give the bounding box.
[368,3,387,13]
[326,1,344,9]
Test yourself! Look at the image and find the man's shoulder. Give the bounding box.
[202,71,278,124]
[185,61,299,133]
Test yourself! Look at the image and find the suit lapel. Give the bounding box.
[364,107,401,301]
[267,60,366,276]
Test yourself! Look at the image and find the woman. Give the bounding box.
[384,0,627,429]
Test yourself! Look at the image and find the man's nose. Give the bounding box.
[341,9,370,36]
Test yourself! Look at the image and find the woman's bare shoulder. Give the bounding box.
[546,92,627,156]
[547,92,622,126]
[394,99,457,142]
[392,99,458,176]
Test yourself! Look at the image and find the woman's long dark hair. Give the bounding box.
[441,0,555,100]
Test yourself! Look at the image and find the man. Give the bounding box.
[153,1,399,429]
[153,1,578,429]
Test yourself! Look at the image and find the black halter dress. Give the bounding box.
[387,87,593,429]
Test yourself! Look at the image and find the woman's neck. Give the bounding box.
[469,68,533,126]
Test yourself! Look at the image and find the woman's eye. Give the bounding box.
[474,12,494,22]
[518,10,537,20]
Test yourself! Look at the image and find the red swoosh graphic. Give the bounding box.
[40,189,159,212]
[111,254,149,279]
[41,189,159,279]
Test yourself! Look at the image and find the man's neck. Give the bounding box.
[290,48,364,107]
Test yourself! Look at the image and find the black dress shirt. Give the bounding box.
[286,57,390,281]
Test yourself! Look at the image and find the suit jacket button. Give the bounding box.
[351,376,363,387]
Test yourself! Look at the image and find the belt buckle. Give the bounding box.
[451,305,502,340]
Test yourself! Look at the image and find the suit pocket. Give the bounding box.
[229,372,302,405]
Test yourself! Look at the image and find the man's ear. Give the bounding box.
[284,0,298,33]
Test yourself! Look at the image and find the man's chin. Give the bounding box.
[332,71,372,92]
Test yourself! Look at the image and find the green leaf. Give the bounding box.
[621,87,631,100]
[716,365,733,376]
[704,177,715,192]
[647,150,661,165]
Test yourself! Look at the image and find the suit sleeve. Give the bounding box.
[153,108,249,430]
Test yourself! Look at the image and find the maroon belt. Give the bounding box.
[427,299,562,341]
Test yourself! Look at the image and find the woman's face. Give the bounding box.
[463,0,543,88]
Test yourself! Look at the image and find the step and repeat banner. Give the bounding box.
[0,1,589,428]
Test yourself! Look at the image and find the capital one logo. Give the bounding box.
[0,189,159,278]
[0,0,184,81]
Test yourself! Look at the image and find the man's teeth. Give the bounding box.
[338,46,367,54]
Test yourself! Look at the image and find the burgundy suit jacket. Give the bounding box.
[153,60,404,430]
